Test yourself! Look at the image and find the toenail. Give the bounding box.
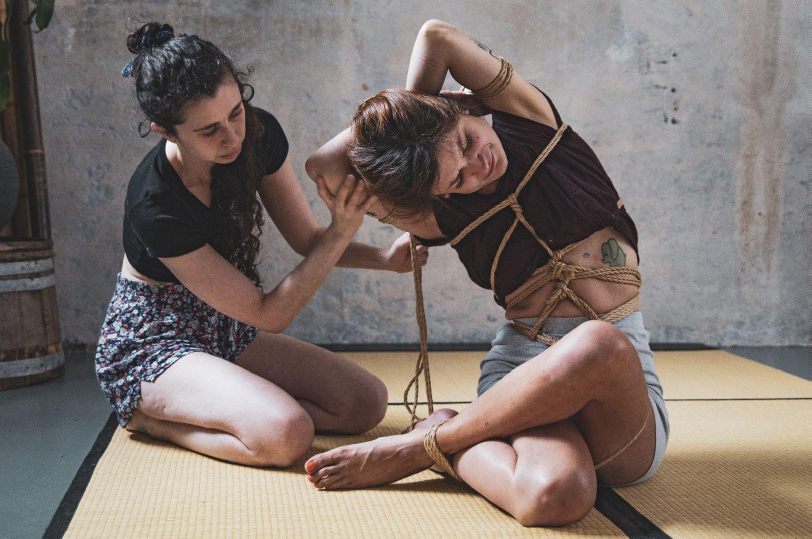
[305,461,316,472]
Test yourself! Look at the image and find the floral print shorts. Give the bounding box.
[95,274,259,427]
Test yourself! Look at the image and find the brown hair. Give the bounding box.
[348,89,465,220]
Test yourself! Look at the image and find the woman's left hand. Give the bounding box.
[385,232,429,273]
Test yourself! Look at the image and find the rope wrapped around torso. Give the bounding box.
[403,122,642,428]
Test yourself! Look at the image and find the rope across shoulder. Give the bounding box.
[402,121,642,430]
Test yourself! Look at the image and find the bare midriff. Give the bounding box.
[504,227,640,320]
[120,255,175,286]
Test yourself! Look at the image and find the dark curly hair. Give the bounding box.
[126,22,265,285]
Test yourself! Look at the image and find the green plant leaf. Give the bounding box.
[35,0,54,31]
[0,72,10,111]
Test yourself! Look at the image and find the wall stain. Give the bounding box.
[733,0,797,283]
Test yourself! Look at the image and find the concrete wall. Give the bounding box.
[35,0,809,346]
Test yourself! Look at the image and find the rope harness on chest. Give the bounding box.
[403,122,642,430]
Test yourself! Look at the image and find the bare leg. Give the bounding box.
[126,332,388,467]
[236,332,388,434]
[128,352,315,467]
[306,320,656,494]
[454,421,596,527]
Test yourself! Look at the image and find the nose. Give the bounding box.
[472,146,488,177]
[222,125,239,147]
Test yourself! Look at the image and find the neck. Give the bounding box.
[165,140,213,189]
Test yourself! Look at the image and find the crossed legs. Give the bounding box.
[305,320,656,526]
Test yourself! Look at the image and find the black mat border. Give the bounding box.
[45,407,673,539]
[595,487,672,538]
[43,412,118,539]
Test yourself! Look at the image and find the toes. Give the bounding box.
[305,450,339,474]
[323,475,353,490]
[311,464,341,482]
[314,472,343,489]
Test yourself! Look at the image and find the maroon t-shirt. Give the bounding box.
[417,93,638,308]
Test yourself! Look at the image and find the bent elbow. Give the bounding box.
[420,19,453,42]
[255,295,290,334]
[305,154,316,181]
[304,154,320,183]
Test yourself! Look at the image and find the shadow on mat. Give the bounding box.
[619,447,811,536]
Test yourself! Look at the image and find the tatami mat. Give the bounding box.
[343,349,812,403]
[618,400,812,538]
[62,405,625,539]
[55,350,812,538]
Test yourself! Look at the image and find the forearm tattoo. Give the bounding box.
[600,238,626,267]
[470,35,501,60]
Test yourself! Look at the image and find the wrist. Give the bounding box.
[324,223,356,243]
[377,247,393,271]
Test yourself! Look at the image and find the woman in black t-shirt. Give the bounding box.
[95,23,425,467]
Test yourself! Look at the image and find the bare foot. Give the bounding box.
[305,427,436,490]
[401,408,459,434]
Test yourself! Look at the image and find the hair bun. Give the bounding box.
[127,22,175,54]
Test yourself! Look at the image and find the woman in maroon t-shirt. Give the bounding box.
[304,20,668,527]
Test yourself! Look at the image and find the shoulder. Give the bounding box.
[491,87,562,133]
[126,193,205,258]
[125,141,174,212]
[252,106,289,175]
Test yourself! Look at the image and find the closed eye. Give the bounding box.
[453,134,473,189]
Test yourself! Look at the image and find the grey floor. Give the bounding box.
[1,347,809,539]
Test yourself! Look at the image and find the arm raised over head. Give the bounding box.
[406,19,557,128]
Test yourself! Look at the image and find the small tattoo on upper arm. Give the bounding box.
[582,252,590,258]
[366,211,378,218]
[470,36,500,60]
[600,238,626,267]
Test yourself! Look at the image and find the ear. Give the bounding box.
[151,122,178,143]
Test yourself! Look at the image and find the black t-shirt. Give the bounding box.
[122,106,288,283]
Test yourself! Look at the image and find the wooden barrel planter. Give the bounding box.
[0,240,63,390]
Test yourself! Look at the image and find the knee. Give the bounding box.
[512,468,596,527]
[569,321,637,370]
[243,409,314,468]
[335,376,389,434]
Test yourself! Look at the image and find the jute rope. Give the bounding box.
[403,235,433,429]
[405,120,643,474]
[470,58,514,99]
[593,408,650,470]
[423,419,461,479]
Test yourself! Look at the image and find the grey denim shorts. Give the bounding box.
[478,311,669,485]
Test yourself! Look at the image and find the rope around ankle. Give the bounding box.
[423,419,461,480]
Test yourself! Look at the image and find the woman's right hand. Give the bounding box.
[316,174,377,239]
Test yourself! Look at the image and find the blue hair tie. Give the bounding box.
[122,29,176,78]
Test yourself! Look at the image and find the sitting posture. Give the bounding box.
[95,23,431,467]
[304,20,669,527]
